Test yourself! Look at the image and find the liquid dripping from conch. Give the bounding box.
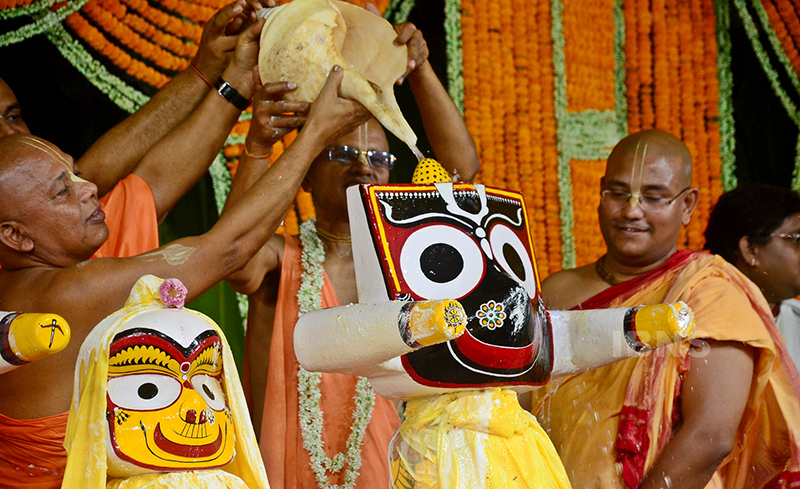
[410,144,424,163]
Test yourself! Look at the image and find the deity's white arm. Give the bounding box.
[294,299,466,376]
[549,302,695,377]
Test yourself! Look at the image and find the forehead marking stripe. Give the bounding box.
[19,137,88,184]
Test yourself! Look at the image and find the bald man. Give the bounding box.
[529,130,800,487]
[0,1,275,265]
[0,65,367,488]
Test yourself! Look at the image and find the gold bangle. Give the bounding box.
[242,144,273,160]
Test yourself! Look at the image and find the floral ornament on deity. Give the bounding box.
[62,275,269,489]
[476,300,506,330]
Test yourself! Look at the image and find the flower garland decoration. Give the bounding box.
[0,0,88,47]
[715,0,736,191]
[120,0,203,43]
[735,0,800,191]
[733,0,800,191]
[0,0,60,21]
[296,219,376,489]
[83,0,189,72]
[46,23,149,113]
[443,0,463,113]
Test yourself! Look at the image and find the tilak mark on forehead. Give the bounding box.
[19,137,88,184]
[628,140,648,209]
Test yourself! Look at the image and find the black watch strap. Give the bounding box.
[215,77,250,111]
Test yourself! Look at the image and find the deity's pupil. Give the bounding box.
[420,243,463,283]
[502,242,526,281]
[138,382,158,400]
[203,383,215,400]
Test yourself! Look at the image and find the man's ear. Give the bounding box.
[738,236,759,268]
[0,222,33,253]
[680,188,700,225]
[301,176,312,193]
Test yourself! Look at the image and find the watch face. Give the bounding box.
[350,182,553,388]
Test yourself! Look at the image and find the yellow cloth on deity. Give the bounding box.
[105,470,249,488]
[531,252,800,488]
[396,388,571,489]
[61,275,270,489]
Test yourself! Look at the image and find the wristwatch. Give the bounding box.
[215,77,250,111]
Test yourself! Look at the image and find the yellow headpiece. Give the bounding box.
[62,275,269,488]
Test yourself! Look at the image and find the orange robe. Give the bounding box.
[93,173,159,259]
[258,235,401,489]
[0,174,158,489]
[531,251,800,488]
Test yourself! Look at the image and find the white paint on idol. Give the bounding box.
[139,244,196,266]
[19,137,89,184]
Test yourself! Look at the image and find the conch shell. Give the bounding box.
[258,0,420,158]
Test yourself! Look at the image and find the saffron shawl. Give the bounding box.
[533,251,800,488]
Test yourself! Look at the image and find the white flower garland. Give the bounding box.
[297,219,376,489]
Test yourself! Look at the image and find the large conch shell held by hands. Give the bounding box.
[258,0,420,158]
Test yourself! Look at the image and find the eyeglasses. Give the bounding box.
[770,233,800,248]
[600,186,691,211]
[326,145,396,170]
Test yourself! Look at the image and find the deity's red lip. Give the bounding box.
[152,422,222,458]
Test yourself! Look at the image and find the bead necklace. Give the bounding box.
[296,219,375,489]
[595,254,621,286]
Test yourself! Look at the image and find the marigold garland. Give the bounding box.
[83,0,189,72]
[120,0,203,43]
[65,11,171,87]
[0,0,733,293]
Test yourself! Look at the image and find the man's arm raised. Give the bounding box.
[389,17,480,182]
[26,67,368,337]
[222,80,311,295]
[77,0,268,202]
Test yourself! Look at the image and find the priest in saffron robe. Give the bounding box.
[530,129,800,488]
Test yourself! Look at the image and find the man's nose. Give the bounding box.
[79,180,98,203]
[0,119,21,137]
[350,152,373,174]
[620,196,646,218]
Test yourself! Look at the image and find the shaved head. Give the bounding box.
[598,129,699,270]
[607,129,692,187]
[0,135,106,267]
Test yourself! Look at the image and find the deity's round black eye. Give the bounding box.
[502,243,526,281]
[138,383,158,400]
[203,383,215,401]
[421,243,463,283]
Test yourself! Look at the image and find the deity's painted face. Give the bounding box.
[348,182,552,388]
[105,309,235,474]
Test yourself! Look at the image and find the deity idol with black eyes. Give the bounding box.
[293,159,696,488]
[61,275,269,489]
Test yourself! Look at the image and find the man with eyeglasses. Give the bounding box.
[528,129,800,487]
[223,13,479,489]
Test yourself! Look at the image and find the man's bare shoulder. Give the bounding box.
[541,262,607,310]
[0,266,61,311]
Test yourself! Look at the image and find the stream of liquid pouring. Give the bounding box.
[410,144,423,162]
